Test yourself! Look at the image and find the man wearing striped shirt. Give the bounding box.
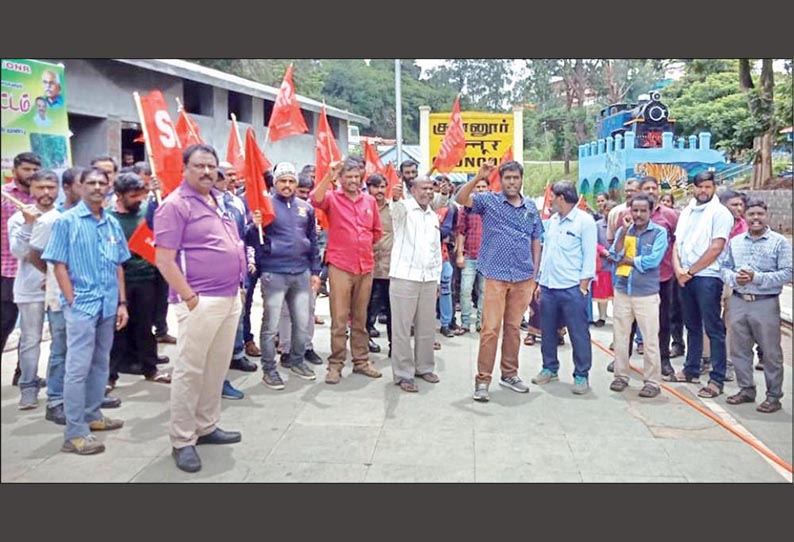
[722,198,792,414]
[43,168,131,456]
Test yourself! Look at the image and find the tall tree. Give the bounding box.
[739,59,776,188]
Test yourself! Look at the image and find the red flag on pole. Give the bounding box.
[383,162,402,200]
[315,103,341,185]
[432,96,466,173]
[363,140,385,181]
[488,146,514,192]
[267,63,309,142]
[136,90,183,196]
[127,221,156,265]
[243,127,275,228]
[540,184,554,219]
[577,195,588,211]
[176,107,203,146]
[226,115,246,174]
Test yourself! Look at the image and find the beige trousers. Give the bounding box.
[170,295,242,448]
[613,291,662,386]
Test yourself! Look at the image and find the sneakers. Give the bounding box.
[440,326,455,338]
[290,363,317,381]
[609,378,629,392]
[244,340,261,357]
[531,369,558,385]
[571,376,590,395]
[45,403,66,425]
[304,349,323,365]
[18,386,39,410]
[325,366,342,384]
[473,381,490,402]
[352,363,382,378]
[89,417,124,431]
[499,375,529,393]
[263,371,286,390]
[62,434,105,455]
[279,353,292,368]
[222,380,245,400]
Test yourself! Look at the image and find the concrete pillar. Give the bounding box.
[662,132,674,149]
[624,132,636,149]
[699,132,711,149]
[512,105,524,164]
[106,116,122,159]
[689,135,698,149]
[606,136,614,152]
[590,142,597,156]
[419,105,431,172]
[615,134,623,150]
[579,144,587,159]
[597,139,605,154]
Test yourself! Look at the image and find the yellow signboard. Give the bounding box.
[429,111,513,174]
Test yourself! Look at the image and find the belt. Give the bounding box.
[732,292,778,302]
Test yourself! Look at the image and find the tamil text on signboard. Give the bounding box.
[429,112,513,174]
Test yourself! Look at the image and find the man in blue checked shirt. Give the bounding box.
[457,160,543,402]
[42,167,131,456]
[533,180,597,395]
[722,198,792,414]
[607,194,668,398]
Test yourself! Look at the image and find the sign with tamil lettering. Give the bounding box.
[429,111,513,174]
[1,59,71,181]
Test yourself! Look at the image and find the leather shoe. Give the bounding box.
[368,326,380,338]
[102,395,122,409]
[156,333,177,345]
[172,446,201,472]
[368,338,381,353]
[157,355,170,364]
[230,357,258,372]
[244,340,261,357]
[196,428,242,445]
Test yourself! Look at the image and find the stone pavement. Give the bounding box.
[2,292,791,483]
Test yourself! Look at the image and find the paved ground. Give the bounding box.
[2,288,791,483]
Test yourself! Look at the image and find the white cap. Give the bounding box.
[273,161,298,181]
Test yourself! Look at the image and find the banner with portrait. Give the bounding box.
[1,59,71,181]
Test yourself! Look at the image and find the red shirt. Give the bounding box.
[311,189,382,274]
[619,204,678,282]
[2,181,36,278]
[456,207,483,260]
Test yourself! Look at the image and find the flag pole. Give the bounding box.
[0,191,26,209]
[133,92,162,204]
[175,97,201,144]
[235,113,264,244]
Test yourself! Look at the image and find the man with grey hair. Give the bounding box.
[388,176,442,392]
[607,178,640,245]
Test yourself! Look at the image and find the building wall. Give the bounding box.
[744,189,793,234]
[60,59,348,171]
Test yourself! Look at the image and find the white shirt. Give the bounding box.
[389,197,442,283]
[29,208,62,311]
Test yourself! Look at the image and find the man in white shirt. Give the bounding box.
[388,176,442,392]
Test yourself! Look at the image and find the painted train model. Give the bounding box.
[596,91,675,149]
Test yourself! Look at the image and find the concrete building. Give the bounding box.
[55,59,368,169]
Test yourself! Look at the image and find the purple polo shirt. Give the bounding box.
[154,181,245,301]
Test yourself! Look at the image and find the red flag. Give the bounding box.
[315,103,341,184]
[540,184,553,219]
[127,221,156,265]
[226,117,246,174]
[243,127,275,228]
[577,195,588,210]
[432,96,466,173]
[133,133,145,143]
[176,108,203,146]
[267,63,309,142]
[383,162,402,200]
[488,146,514,192]
[363,140,385,181]
[136,90,183,196]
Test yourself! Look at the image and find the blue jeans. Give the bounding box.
[260,270,311,371]
[460,258,484,328]
[439,260,453,327]
[46,309,67,407]
[17,301,45,390]
[539,285,592,378]
[62,306,115,439]
[233,309,245,361]
[681,276,726,387]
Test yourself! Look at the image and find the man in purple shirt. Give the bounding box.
[154,144,246,473]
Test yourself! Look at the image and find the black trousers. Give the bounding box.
[670,280,685,349]
[1,276,18,353]
[659,278,674,362]
[367,278,392,345]
[153,270,169,336]
[110,280,159,381]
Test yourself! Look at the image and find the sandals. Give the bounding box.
[609,378,628,392]
[756,400,782,414]
[433,341,441,351]
[397,379,418,393]
[638,383,661,398]
[697,382,722,398]
[145,371,172,384]
[524,334,536,346]
[726,392,755,405]
[667,371,700,384]
[415,372,440,384]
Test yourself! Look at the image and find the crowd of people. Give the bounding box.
[1,145,790,473]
